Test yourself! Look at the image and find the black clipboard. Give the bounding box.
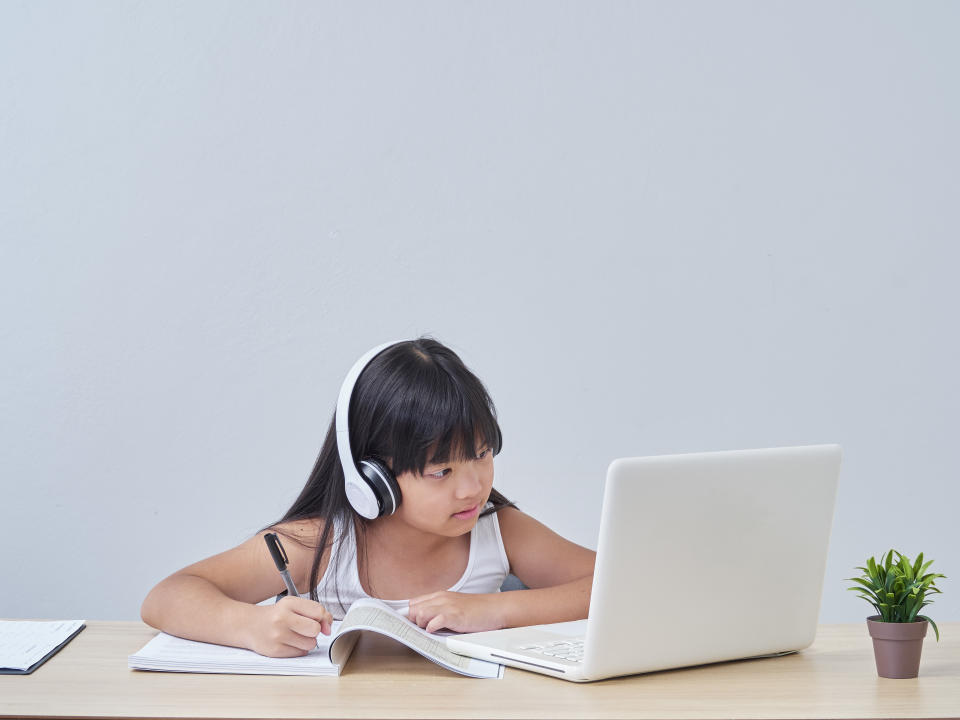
[0,623,86,675]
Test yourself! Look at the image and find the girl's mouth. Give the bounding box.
[452,504,480,520]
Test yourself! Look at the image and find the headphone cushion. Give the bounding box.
[344,471,380,520]
[359,458,401,516]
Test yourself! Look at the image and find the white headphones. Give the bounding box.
[335,341,405,519]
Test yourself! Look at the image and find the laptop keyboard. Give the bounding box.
[517,638,585,663]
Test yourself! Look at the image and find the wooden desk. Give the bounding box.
[1,621,958,719]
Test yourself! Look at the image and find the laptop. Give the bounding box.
[447,444,842,681]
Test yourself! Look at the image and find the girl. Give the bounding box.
[141,338,595,658]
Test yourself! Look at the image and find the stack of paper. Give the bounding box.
[128,631,339,676]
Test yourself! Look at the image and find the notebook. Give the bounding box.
[447,444,842,681]
[129,597,501,678]
[0,620,86,674]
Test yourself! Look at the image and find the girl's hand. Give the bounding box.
[407,591,505,634]
[247,596,333,657]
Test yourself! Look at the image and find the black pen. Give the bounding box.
[264,532,300,598]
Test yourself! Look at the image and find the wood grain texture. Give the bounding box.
[1,621,958,719]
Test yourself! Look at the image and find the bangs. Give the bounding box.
[389,369,501,476]
[356,342,502,477]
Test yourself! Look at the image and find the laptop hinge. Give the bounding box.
[491,653,567,673]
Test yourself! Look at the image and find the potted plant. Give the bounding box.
[847,550,946,678]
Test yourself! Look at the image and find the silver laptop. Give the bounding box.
[447,444,842,681]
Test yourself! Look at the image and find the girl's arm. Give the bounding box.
[494,506,596,626]
[408,507,595,632]
[140,520,334,656]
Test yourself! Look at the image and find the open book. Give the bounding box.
[128,597,502,678]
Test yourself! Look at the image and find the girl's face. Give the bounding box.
[392,442,495,537]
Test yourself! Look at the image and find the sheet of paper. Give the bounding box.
[0,620,85,672]
[128,632,339,675]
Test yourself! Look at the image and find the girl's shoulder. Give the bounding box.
[490,505,528,529]
[492,506,597,589]
[269,516,333,550]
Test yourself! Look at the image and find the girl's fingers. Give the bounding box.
[285,629,321,652]
[413,610,433,630]
[282,597,333,636]
[279,641,313,656]
[425,614,446,634]
[286,597,334,625]
[286,612,322,639]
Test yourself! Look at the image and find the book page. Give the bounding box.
[330,598,502,679]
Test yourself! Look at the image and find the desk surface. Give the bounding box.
[1,621,958,720]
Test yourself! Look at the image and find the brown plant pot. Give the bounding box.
[866,615,928,679]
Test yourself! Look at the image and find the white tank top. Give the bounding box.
[315,504,511,619]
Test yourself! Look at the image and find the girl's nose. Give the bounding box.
[455,464,482,498]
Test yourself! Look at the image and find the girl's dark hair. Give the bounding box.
[266,337,514,611]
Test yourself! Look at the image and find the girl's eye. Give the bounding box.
[425,449,491,478]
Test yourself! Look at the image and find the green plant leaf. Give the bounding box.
[848,577,882,593]
[852,593,881,612]
[885,569,899,593]
[903,555,915,582]
[917,616,940,642]
[876,558,887,585]
[852,553,943,627]
[848,589,883,610]
[904,594,918,616]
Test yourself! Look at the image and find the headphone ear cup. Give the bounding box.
[358,457,402,517]
[344,465,381,520]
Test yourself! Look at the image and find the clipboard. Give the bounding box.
[0,622,86,675]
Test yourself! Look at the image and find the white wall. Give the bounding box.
[1,1,956,624]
